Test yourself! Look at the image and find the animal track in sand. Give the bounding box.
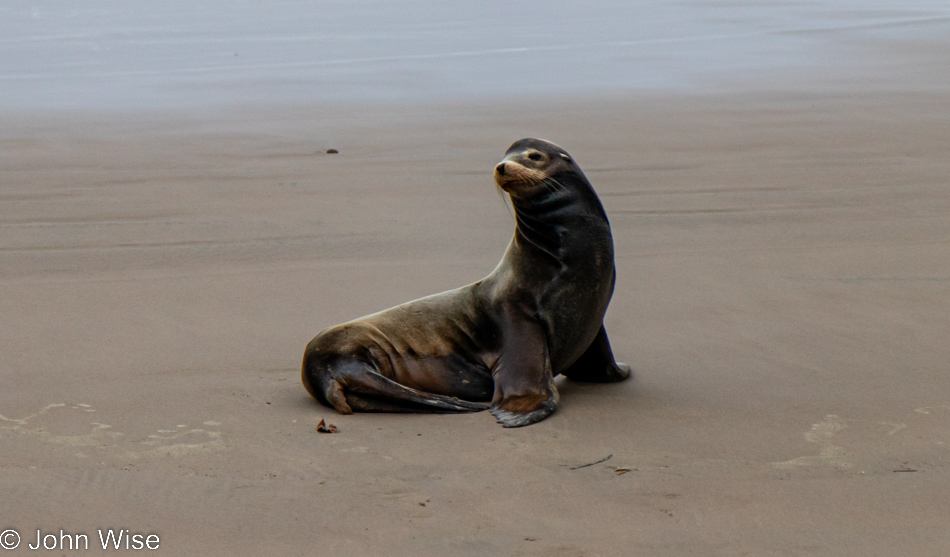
[0,402,224,460]
[772,405,950,472]
[773,414,851,470]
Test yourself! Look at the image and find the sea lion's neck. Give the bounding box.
[510,176,609,261]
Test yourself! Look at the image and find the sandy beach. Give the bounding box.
[3,2,950,555]
[2,90,949,555]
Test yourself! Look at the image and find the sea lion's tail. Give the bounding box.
[303,356,488,414]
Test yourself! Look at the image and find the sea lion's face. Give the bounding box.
[493,138,576,198]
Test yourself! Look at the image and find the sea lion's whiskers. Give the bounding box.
[496,184,514,217]
[547,177,566,192]
[532,174,556,194]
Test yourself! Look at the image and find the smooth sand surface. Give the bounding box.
[2,91,949,555]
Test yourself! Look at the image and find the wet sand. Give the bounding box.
[2,89,949,555]
[5,1,950,109]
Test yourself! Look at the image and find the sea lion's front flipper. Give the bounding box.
[490,313,558,428]
[560,325,632,383]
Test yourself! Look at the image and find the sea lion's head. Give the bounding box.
[493,138,579,199]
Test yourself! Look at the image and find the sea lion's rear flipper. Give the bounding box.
[490,313,559,428]
[323,365,489,414]
[560,325,632,383]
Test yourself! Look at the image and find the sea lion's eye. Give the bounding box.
[527,152,543,161]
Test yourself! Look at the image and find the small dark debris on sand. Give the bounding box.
[570,454,613,470]
[316,419,338,433]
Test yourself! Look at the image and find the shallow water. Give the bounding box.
[1,0,948,109]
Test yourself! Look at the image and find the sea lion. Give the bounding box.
[302,138,630,427]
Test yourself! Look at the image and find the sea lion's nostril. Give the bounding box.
[496,162,506,176]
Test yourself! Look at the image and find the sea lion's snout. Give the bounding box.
[494,155,544,193]
[494,159,522,189]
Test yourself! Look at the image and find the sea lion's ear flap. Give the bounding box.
[560,153,571,162]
